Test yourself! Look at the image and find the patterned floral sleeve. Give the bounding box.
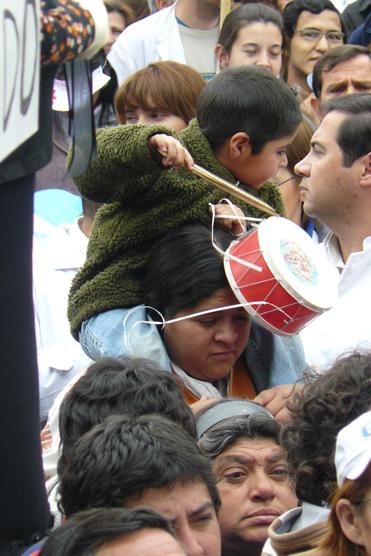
[41,0,95,65]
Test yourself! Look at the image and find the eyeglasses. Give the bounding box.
[295,28,345,44]
[275,175,298,187]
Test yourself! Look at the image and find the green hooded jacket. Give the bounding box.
[68,119,284,339]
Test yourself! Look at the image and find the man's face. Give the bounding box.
[295,110,359,223]
[125,481,221,556]
[320,54,371,103]
[289,10,343,78]
[96,529,187,556]
[213,437,297,553]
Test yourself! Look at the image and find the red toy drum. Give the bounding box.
[224,217,339,335]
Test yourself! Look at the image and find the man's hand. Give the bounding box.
[149,134,194,170]
[211,203,246,235]
[253,384,304,424]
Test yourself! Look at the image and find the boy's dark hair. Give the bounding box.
[144,225,233,319]
[312,44,371,99]
[197,399,280,458]
[58,357,196,471]
[281,351,371,505]
[39,507,175,556]
[197,65,302,153]
[283,0,342,38]
[322,93,371,167]
[59,414,221,518]
[218,3,283,54]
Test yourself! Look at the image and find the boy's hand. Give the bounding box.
[149,134,194,170]
[212,203,246,235]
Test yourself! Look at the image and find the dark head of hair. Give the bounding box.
[319,465,371,556]
[283,0,342,38]
[58,357,196,469]
[196,399,280,458]
[197,65,301,153]
[218,3,284,54]
[281,351,371,505]
[104,0,133,25]
[110,0,150,21]
[143,225,233,319]
[114,61,205,124]
[39,507,175,556]
[321,93,371,167]
[59,413,220,518]
[312,45,371,99]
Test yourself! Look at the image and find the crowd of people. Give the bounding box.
[0,0,370,554]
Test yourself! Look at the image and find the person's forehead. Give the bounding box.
[313,110,347,143]
[322,55,371,85]
[129,481,213,517]
[237,21,283,42]
[215,436,282,464]
[295,9,341,31]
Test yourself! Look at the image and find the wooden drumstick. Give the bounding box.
[158,148,278,216]
[190,163,278,217]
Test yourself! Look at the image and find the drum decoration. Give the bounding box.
[224,217,339,335]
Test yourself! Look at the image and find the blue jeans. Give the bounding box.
[79,306,306,389]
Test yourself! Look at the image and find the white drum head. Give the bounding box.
[258,217,339,311]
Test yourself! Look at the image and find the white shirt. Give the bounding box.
[33,217,93,421]
[108,3,186,85]
[300,233,371,371]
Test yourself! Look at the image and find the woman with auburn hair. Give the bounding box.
[114,61,205,131]
[318,410,371,556]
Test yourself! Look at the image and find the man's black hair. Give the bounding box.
[59,414,221,518]
[322,93,371,166]
[39,507,176,556]
[58,356,196,472]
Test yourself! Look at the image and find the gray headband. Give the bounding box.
[196,400,274,439]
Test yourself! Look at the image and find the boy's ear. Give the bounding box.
[359,152,371,189]
[215,44,229,70]
[228,132,252,160]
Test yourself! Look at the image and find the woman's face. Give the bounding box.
[218,22,283,77]
[163,288,251,382]
[125,107,187,131]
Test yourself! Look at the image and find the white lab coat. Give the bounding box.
[33,217,92,421]
[107,2,186,84]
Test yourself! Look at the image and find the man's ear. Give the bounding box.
[310,95,322,126]
[359,152,371,189]
[215,44,229,70]
[228,132,252,160]
[336,499,364,547]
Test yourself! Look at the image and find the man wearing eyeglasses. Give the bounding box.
[283,0,344,102]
